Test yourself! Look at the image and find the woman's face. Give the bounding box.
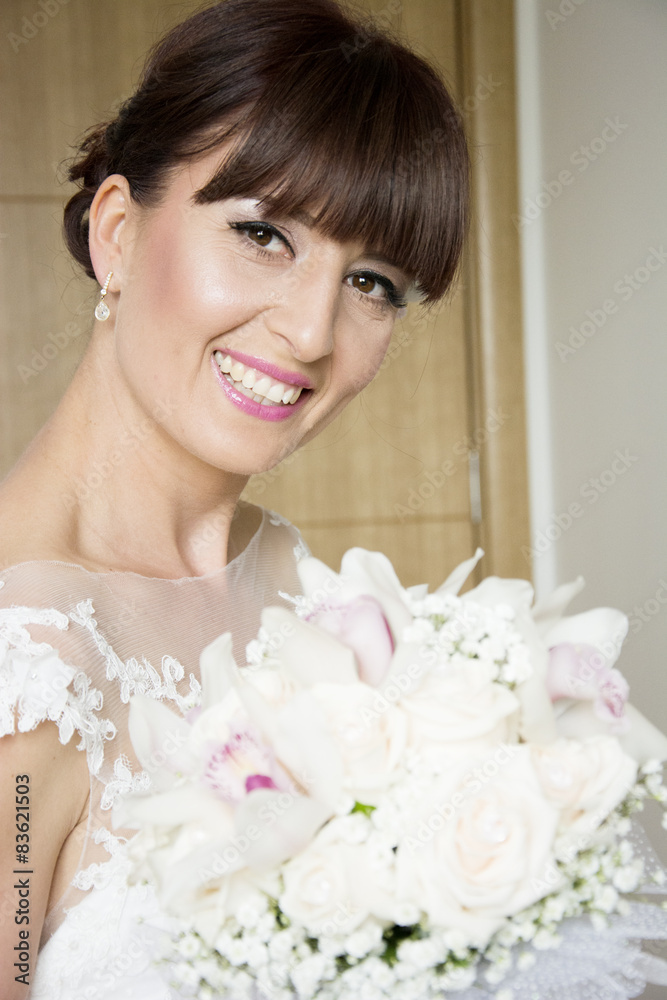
[109,147,410,477]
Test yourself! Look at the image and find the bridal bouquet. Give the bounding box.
[115,548,667,999]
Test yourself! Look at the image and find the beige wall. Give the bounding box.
[0,0,530,590]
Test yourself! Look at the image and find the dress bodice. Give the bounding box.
[0,504,308,998]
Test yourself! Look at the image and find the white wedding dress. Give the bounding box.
[0,503,308,999]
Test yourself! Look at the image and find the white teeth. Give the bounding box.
[254,376,273,396]
[214,353,306,406]
[267,383,287,403]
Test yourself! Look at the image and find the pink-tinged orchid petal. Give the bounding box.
[544,607,628,668]
[547,643,630,732]
[547,643,601,702]
[308,595,394,688]
[203,726,279,803]
[236,684,343,809]
[245,774,277,792]
[260,606,359,686]
[339,548,413,638]
[597,668,629,724]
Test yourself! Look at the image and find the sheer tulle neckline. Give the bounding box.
[0,503,267,585]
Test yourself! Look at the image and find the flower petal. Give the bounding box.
[435,547,485,596]
[532,577,586,638]
[234,788,332,870]
[544,608,628,666]
[199,633,239,709]
[128,695,191,782]
[339,548,413,638]
[260,607,359,686]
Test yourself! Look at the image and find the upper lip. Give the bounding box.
[219,349,313,390]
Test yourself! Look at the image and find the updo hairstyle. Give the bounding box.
[63,0,469,303]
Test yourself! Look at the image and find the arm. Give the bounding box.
[0,723,89,999]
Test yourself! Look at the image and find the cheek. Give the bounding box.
[343,326,394,393]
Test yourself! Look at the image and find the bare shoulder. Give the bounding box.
[0,722,89,993]
[0,471,74,573]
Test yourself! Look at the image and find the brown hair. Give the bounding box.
[64,0,469,302]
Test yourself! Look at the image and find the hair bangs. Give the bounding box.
[194,31,468,303]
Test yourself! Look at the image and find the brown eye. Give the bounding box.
[351,274,377,294]
[250,226,273,247]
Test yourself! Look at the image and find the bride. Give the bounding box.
[0,0,468,996]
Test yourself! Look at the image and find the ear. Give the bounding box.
[88,174,133,293]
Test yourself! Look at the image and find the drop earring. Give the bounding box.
[94,271,113,321]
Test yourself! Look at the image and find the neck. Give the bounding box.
[4,329,252,577]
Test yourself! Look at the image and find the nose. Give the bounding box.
[264,263,338,363]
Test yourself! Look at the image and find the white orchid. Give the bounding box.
[114,634,335,918]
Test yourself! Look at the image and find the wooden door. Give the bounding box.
[0,0,529,589]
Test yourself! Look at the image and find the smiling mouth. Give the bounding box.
[213,351,307,407]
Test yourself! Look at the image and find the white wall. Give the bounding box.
[515,0,667,726]
[515,7,667,984]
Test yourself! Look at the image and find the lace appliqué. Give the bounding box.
[100,751,151,811]
[268,508,292,529]
[70,599,201,713]
[267,507,311,562]
[293,536,310,562]
[71,825,131,893]
[0,606,115,774]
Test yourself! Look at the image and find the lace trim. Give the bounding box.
[0,607,115,774]
[70,599,201,712]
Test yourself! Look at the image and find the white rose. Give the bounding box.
[309,681,407,802]
[279,823,397,935]
[396,749,560,946]
[402,660,519,753]
[531,736,637,836]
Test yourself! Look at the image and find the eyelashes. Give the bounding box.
[229,220,407,310]
[229,220,294,257]
[349,271,407,310]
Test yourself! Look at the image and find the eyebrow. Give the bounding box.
[215,195,419,291]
